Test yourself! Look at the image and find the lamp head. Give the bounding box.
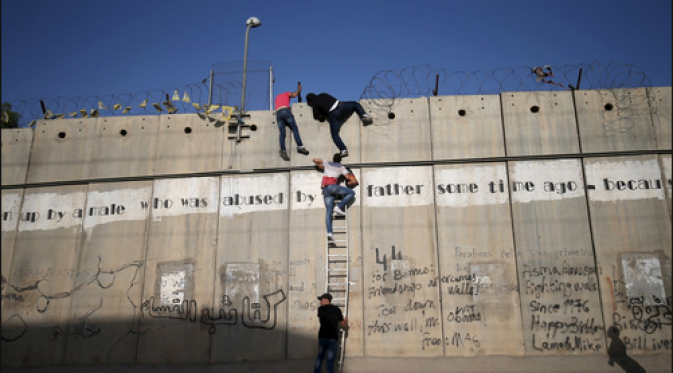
[246,17,261,28]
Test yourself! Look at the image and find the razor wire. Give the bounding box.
[4,61,272,128]
[359,61,670,136]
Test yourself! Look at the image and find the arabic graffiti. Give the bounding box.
[141,289,287,334]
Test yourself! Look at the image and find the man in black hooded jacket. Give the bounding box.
[306,92,373,157]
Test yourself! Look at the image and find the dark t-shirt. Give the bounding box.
[317,304,343,340]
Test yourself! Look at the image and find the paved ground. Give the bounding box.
[2,354,671,373]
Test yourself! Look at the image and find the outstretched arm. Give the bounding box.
[289,82,302,99]
[313,158,324,170]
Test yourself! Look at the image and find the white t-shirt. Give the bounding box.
[321,159,348,188]
[323,159,348,178]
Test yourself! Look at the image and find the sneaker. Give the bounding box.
[297,147,309,155]
[333,206,346,216]
[340,149,349,157]
[279,150,290,161]
[362,115,373,126]
[327,234,335,242]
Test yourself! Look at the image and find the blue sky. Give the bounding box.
[2,0,671,114]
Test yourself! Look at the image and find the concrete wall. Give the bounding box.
[1,87,671,367]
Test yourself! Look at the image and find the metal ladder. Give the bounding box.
[325,201,350,371]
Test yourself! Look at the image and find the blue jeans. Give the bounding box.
[322,184,355,234]
[276,109,303,151]
[313,338,338,373]
[327,101,366,152]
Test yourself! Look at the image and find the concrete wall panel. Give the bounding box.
[362,98,431,163]
[154,114,225,175]
[509,160,604,355]
[362,166,442,357]
[434,163,524,356]
[1,186,87,366]
[291,102,361,164]
[64,181,152,364]
[649,87,672,150]
[27,119,98,183]
[429,95,505,160]
[584,156,672,354]
[1,129,33,185]
[575,88,656,152]
[501,92,579,156]
[136,177,219,364]
[287,169,364,358]
[223,110,293,171]
[211,174,289,362]
[89,116,159,179]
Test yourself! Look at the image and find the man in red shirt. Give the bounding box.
[275,83,309,161]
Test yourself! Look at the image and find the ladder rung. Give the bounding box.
[328,268,348,272]
[328,254,347,257]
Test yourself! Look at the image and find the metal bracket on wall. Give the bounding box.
[227,113,252,142]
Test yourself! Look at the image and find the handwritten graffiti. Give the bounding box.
[141,289,287,334]
[375,245,402,272]
[0,255,144,354]
[50,300,103,341]
[1,314,28,342]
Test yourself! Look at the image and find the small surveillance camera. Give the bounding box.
[246,17,261,28]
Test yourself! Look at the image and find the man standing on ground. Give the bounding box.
[313,155,357,242]
[275,83,309,161]
[306,92,373,157]
[313,293,348,373]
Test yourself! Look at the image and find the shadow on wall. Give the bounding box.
[1,314,319,367]
[607,326,646,373]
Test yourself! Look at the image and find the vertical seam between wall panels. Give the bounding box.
[573,89,609,348]
[427,96,435,166]
[579,157,609,350]
[355,166,365,358]
[427,96,445,356]
[504,161,525,353]
[657,156,673,221]
[430,163,445,356]
[359,167,367,356]
[645,87,660,150]
[500,92,526,353]
[135,180,155,364]
[62,183,89,365]
[499,93,509,158]
[570,90,584,154]
[285,170,290,360]
[208,175,224,362]
[24,126,38,184]
[150,115,160,176]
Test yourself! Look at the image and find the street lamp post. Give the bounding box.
[241,17,261,115]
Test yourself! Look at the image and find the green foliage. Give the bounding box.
[2,102,21,129]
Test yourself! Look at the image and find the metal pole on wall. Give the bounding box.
[241,17,261,115]
[269,65,274,110]
[207,70,214,107]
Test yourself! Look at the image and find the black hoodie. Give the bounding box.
[306,93,338,121]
